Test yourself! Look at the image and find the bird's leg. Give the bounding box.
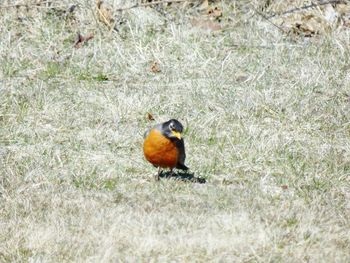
[155,167,161,181]
[169,168,174,177]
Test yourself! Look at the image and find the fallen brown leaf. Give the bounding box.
[207,6,222,20]
[281,185,288,190]
[295,14,328,37]
[147,113,155,121]
[96,0,115,29]
[151,61,161,73]
[74,32,94,48]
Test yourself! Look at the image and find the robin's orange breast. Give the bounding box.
[143,129,179,168]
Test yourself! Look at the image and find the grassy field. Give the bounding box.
[1,0,350,262]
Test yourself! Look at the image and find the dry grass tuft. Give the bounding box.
[1,0,350,262]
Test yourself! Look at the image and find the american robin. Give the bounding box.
[143,119,189,180]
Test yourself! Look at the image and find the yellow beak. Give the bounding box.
[171,130,182,140]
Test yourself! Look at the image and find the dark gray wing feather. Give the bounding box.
[176,139,188,170]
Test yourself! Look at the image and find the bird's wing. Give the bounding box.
[176,138,188,170]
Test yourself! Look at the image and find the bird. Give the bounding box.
[143,119,189,180]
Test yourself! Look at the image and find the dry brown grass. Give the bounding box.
[0,0,350,262]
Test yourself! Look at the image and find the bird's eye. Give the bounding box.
[169,123,175,130]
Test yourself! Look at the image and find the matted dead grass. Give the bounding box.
[0,0,350,262]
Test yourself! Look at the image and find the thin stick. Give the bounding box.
[115,0,194,12]
[253,7,286,33]
[267,0,345,19]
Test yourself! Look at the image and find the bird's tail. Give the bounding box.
[176,163,189,171]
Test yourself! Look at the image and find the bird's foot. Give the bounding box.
[155,167,162,181]
[169,169,174,177]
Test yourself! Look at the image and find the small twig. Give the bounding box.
[253,8,286,33]
[115,0,195,12]
[267,0,346,19]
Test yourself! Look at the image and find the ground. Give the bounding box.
[0,0,350,262]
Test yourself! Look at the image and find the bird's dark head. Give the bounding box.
[161,119,184,140]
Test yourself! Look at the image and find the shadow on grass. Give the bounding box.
[159,170,206,184]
